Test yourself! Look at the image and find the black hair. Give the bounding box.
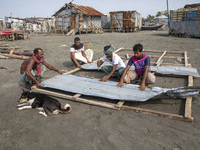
[133,44,143,52]
[74,37,80,42]
[33,48,43,54]
[104,45,111,51]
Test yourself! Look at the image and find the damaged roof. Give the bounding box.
[53,3,104,16]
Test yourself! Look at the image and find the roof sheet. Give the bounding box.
[53,3,104,16]
[74,4,104,16]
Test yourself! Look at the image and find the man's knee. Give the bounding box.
[147,72,156,83]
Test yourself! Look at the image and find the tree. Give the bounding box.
[147,14,155,21]
[156,11,162,17]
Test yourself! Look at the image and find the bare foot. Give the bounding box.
[25,82,32,90]
[72,65,76,68]
[147,84,152,88]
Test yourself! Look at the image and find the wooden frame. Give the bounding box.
[31,47,194,122]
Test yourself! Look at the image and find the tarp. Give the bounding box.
[81,62,200,77]
[41,75,200,102]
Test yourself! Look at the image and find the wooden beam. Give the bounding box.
[124,48,184,54]
[115,100,125,110]
[150,62,184,66]
[184,51,188,67]
[185,64,193,119]
[31,85,118,110]
[156,51,166,66]
[121,105,193,122]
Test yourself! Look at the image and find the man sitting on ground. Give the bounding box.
[116,43,155,91]
[97,45,126,82]
[20,48,63,89]
[70,37,93,68]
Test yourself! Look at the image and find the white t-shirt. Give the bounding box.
[70,43,84,53]
[102,53,126,70]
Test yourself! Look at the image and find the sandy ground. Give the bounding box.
[0,29,200,150]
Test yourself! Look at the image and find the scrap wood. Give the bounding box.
[0,66,8,69]
[0,53,29,60]
[0,44,9,47]
[0,50,33,56]
[156,51,166,66]
[0,55,10,59]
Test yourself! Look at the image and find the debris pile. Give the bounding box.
[0,44,32,60]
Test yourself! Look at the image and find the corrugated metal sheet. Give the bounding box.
[41,75,200,102]
[81,62,200,77]
[169,9,200,38]
[54,3,103,31]
[74,5,104,16]
[110,11,142,29]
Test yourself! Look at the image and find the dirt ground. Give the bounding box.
[1,29,200,150]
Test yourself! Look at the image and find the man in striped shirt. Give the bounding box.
[70,37,93,68]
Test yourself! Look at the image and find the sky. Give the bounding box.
[0,0,200,20]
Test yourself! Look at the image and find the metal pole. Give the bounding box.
[166,0,170,32]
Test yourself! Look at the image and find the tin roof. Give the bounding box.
[53,3,104,16]
[74,4,104,16]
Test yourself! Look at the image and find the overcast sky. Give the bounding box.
[0,0,199,20]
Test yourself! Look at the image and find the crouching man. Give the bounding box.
[70,37,93,68]
[117,44,155,91]
[97,45,126,82]
[20,48,63,89]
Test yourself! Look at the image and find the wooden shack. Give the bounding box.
[109,11,142,32]
[53,2,104,35]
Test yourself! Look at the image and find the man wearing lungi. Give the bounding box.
[97,45,126,82]
[20,48,63,89]
[117,44,155,91]
[70,37,93,68]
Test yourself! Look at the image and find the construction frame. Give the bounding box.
[31,47,194,122]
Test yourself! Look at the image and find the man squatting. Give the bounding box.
[97,45,126,82]
[117,43,156,91]
[20,48,63,89]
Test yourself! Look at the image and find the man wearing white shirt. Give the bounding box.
[70,37,93,68]
[97,45,126,82]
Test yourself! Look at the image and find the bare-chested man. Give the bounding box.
[20,48,63,89]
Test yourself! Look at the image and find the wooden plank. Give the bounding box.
[156,51,166,65]
[121,105,193,122]
[185,63,193,118]
[150,62,184,66]
[115,100,125,110]
[184,51,188,67]
[156,59,163,66]
[117,53,187,60]
[31,85,118,110]
[124,48,184,54]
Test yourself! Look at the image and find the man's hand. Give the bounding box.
[139,84,145,91]
[88,61,93,63]
[77,64,82,68]
[116,82,124,88]
[58,70,63,75]
[100,77,107,82]
[36,81,42,88]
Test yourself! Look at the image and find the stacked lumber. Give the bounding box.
[0,44,33,60]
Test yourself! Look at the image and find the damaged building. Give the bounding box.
[169,3,200,38]
[53,2,104,35]
[109,11,142,32]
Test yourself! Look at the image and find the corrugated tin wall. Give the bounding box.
[55,7,102,31]
[169,10,200,38]
[110,11,142,29]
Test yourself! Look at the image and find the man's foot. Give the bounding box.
[147,84,152,88]
[72,65,76,68]
[25,82,32,90]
